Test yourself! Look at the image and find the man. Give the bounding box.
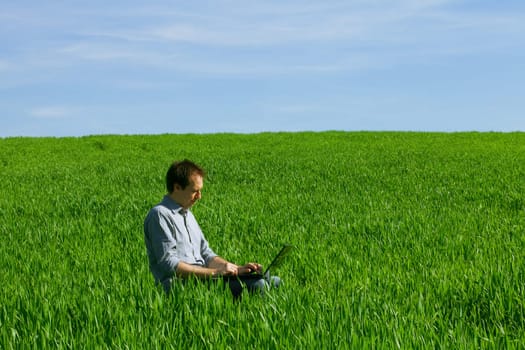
[144,159,279,298]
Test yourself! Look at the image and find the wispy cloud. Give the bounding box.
[0,59,11,71]
[3,1,525,82]
[58,43,175,64]
[275,104,318,114]
[113,0,521,48]
[29,106,77,119]
[52,1,522,75]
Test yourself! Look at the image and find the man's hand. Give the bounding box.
[216,262,239,276]
[237,262,262,275]
[208,257,262,277]
[208,256,241,276]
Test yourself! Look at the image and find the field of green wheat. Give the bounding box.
[1,131,524,348]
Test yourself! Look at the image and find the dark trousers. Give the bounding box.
[226,275,268,300]
[163,274,271,300]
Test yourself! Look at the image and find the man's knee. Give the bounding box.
[249,275,282,294]
[269,276,281,288]
[250,278,268,294]
[228,275,282,300]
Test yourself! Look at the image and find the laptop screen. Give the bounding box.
[263,244,294,275]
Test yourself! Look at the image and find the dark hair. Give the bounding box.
[166,159,205,193]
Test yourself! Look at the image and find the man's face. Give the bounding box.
[173,173,203,209]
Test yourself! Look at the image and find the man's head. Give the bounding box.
[166,159,205,209]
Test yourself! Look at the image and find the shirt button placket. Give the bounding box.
[180,209,197,261]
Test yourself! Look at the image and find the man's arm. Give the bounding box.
[144,209,180,278]
[176,256,238,278]
[208,256,262,275]
[176,256,262,278]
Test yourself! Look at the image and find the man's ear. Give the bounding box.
[173,183,182,192]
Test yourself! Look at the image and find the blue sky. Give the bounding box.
[1,0,524,137]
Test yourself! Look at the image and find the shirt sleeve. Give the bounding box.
[200,235,218,267]
[144,208,180,280]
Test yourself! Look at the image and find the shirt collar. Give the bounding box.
[161,195,185,215]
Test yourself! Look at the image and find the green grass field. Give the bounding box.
[1,131,524,348]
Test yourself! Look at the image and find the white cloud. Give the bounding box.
[0,59,10,71]
[70,0,524,67]
[59,43,161,62]
[29,106,76,119]
[275,104,318,114]
[4,1,525,78]
[121,1,452,46]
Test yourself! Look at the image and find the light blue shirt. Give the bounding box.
[144,195,217,288]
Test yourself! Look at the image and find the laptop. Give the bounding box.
[226,244,294,280]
